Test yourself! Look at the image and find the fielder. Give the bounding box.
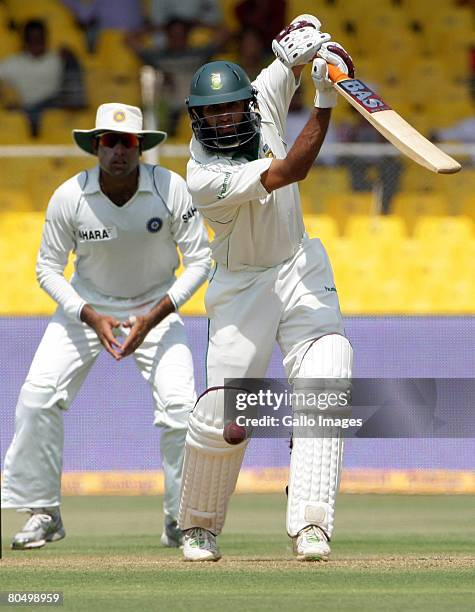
[2,103,211,550]
[178,15,354,561]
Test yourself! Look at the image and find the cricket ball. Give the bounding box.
[223,421,247,445]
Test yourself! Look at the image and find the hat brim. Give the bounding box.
[72,128,167,155]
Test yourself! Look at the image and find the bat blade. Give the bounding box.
[327,65,461,174]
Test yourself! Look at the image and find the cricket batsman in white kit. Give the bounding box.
[178,16,354,561]
[2,103,211,550]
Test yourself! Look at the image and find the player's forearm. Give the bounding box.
[286,107,331,179]
[144,294,176,328]
[167,253,211,309]
[79,303,100,327]
[261,107,331,192]
[292,65,306,79]
[36,259,86,320]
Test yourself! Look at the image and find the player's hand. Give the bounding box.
[119,315,153,359]
[318,42,355,78]
[312,42,354,108]
[81,306,123,361]
[272,14,331,68]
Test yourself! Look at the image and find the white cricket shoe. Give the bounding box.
[160,519,183,548]
[183,527,221,562]
[11,508,65,550]
[292,525,331,561]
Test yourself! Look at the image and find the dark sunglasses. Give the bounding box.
[97,132,141,148]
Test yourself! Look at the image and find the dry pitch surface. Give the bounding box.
[1,494,474,611]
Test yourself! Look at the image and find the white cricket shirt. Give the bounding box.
[187,59,305,270]
[0,51,62,106]
[37,163,211,320]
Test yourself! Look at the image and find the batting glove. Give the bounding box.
[312,42,355,108]
[272,14,331,69]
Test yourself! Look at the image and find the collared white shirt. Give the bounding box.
[0,51,62,106]
[37,163,211,319]
[187,59,305,270]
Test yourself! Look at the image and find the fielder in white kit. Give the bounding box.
[178,15,354,561]
[2,103,211,550]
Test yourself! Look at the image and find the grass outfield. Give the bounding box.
[1,494,474,611]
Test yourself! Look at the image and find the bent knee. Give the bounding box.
[298,334,353,379]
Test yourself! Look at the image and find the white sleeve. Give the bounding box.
[187,157,273,223]
[165,173,212,309]
[253,59,300,139]
[36,183,87,320]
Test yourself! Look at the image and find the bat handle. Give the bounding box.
[327,64,350,83]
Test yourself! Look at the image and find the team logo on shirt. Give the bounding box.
[211,73,223,90]
[77,226,117,242]
[263,143,275,158]
[147,217,163,233]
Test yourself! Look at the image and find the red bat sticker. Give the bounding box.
[337,79,392,113]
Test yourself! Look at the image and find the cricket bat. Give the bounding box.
[327,64,461,174]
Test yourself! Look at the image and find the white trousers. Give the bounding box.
[206,237,345,385]
[2,307,196,521]
[178,237,348,536]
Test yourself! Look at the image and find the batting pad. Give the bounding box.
[287,334,353,538]
[178,388,247,535]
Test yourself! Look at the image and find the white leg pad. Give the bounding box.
[287,334,353,538]
[178,388,247,535]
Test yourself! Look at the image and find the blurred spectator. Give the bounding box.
[338,107,402,214]
[145,0,225,53]
[63,0,145,51]
[235,0,286,48]
[469,44,475,99]
[0,19,87,136]
[433,91,475,165]
[235,28,270,81]
[126,18,228,136]
[148,0,222,28]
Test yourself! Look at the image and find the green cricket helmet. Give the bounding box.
[186,60,260,152]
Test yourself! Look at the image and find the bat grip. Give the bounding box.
[327,64,350,83]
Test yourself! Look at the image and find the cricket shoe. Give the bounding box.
[160,519,183,548]
[182,527,221,562]
[292,525,330,561]
[11,508,65,550]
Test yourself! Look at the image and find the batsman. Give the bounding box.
[178,15,354,562]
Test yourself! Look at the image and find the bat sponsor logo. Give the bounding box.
[78,226,117,241]
[338,79,391,113]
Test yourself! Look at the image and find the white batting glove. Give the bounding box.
[272,14,331,69]
[312,42,355,108]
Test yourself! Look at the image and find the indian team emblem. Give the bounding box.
[147,217,162,233]
[113,110,126,122]
[211,73,223,90]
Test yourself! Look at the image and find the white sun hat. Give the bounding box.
[73,103,167,155]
